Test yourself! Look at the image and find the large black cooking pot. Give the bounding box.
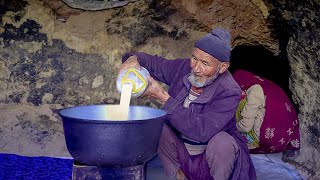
[59,105,166,168]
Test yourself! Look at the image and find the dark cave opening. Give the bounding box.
[229,45,294,105]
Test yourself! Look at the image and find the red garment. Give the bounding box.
[233,70,300,153]
[191,85,203,94]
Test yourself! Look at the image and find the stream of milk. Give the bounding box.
[104,83,132,120]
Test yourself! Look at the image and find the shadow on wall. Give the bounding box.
[229,45,296,109]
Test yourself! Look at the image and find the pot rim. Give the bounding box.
[59,105,167,123]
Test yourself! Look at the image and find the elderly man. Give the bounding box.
[119,28,256,180]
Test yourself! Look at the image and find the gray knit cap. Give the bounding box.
[194,28,232,62]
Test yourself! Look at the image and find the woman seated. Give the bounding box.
[233,69,300,155]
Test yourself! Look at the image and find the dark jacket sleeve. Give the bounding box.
[122,52,186,86]
[163,87,241,142]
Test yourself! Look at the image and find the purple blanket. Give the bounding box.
[0,153,73,180]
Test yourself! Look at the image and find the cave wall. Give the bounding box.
[265,0,320,178]
[170,0,279,54]
[0,0,319,178]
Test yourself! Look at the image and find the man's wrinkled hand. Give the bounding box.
[119,55,141,75]
[143,76,170,104]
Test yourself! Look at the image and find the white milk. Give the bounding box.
[105,83,133,121]
[119,83,133,119]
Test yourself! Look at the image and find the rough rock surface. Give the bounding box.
[289,33,320,177]
[265,0,320,178]
[171,0,279,54]
[0,103,69,157]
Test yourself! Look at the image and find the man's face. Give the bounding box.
[189,48,221,87]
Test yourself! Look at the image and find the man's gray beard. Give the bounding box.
[188,71,219,88]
